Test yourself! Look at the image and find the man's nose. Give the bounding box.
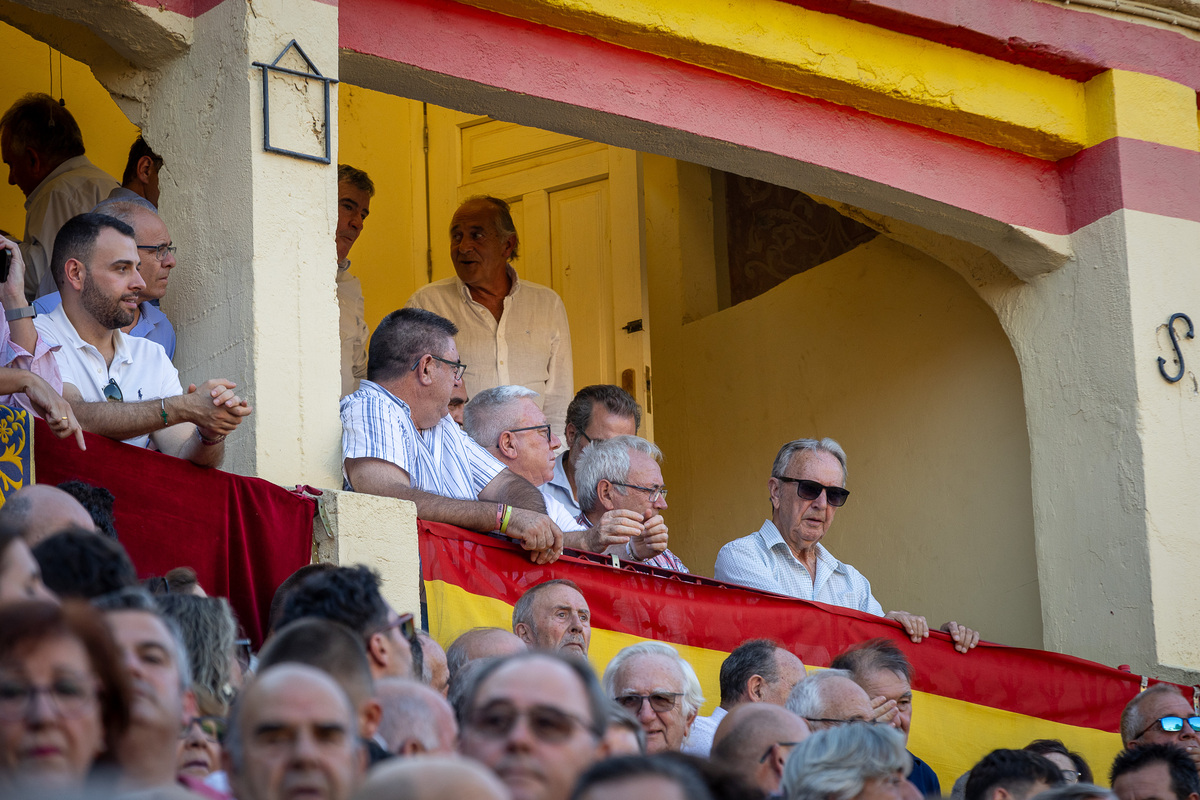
[636,699,656,723]
[161,250,177,269]
[568,613,582,632]
[130,267,147,291]
[290,730,321,764]
[550,433,562,450]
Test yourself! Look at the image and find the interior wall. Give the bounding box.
[0,20,137,237]
[644,154,1044,648]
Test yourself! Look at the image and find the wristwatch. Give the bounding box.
[4,306,35,322]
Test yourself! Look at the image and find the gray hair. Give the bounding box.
[91,199,154,228]
[772,438,848,482]
[1121,684,1185,745]
[338,164,376,196]
[606,698,647,754]
[783,724,911,800]
[462,195,519,260]
[92,587,192,692]
[785,669,856,720]
[512,579,583,636]
[601,641,704,719]
[463,385,539,450]
[157,594,237,715]
[575,435,663,514]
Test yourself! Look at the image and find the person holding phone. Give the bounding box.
[0,234,83,448]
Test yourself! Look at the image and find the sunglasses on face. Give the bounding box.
[774,476,850,507]
[614,692,682,714]
[1136,715,1200,739]
[469,701,592,743]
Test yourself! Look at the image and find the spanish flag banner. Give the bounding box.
[422,522,1169,787]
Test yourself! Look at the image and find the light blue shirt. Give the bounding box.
[341,380,505,497]
[34,292,176,359]
[714,519,883,615]
[542,450,581,517]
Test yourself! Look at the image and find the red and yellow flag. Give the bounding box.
[422,522,1167,787]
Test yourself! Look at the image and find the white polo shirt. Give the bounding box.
[35,304,182,448]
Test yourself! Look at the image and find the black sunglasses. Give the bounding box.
[103,378,123,403]
[774,476,849,507]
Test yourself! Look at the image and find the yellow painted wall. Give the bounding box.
[336,85,426,337]
[643,154,1043,648]
[0,21,137,237]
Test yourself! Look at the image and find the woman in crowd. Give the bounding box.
[1024,739,1094,785]
[158,592,237,783]
[783,723,911,800]
[0,599,131,793]
[0,524,55,605]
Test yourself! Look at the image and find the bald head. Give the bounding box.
[785,671,873,731]
[712,703,810,795]
[417,631,449,695]
[446,627,526,686]
[0,485,96,545]
[375,678,457,756]
[353,755,508,800]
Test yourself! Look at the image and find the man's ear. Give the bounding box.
[360,699,382,739]
[497,431,518,459]
[413,355,434,387]
[398,738,425,756]
[745,674,767,702]
[135,154,156,184]
[768,477,782,509]
[64,258,86,292]
[366,632,390,670]
[596,480,618,511]
[513,622,535,646]
[564,423,578,449]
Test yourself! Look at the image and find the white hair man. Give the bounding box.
[406,195,573,437]
[543,384,641,517]
[715,437,980,651]
[511,578,591,657]
[785,668,876,731]
[574,435,686,571]
[375,677,458,756]
[602,641,703,754]
[1120,683,1200,772]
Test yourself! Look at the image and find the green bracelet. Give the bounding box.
[160,397,169,427]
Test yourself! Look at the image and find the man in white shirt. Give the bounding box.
[34,212,251,466]
[405,196,573,438]
[1,93,120,300]
[543,384,640,518]
[335,164,372,397]
[714,437,980,652]
[340,307,563,563]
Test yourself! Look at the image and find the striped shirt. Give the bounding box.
[714,519,883,615]
[341,380,504,498]
[575,512,689,573]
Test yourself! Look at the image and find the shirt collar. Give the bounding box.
[758,519,844,574]
[455,263,521,301]
[359,379,412,414]
[48,303,133,366]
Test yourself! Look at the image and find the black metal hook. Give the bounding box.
[1157,312,1194,384]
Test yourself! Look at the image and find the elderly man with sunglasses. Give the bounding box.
[715,438,980,652]
[458,651,608,800]
[1120,683,1200,772]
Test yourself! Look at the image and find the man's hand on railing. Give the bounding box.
[885,610,929,643]
[505,508,564,564]
[629,512,669,561]
[940,621,981,653]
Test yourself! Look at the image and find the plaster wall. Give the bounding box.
[642,154,1043,649]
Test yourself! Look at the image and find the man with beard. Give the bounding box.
[511,579,591,658]
[34,213,251,466]
[93,587,201,794]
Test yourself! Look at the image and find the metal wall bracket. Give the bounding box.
[252,40,338,164]
[1157,312,1194,384]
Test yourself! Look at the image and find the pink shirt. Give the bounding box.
[0,317,62,415]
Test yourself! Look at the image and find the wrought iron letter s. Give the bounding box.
[1157,312,1194,384]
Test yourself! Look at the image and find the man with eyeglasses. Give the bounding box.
[543,384,641,518]
[458,652,608,800]
[1120,684,1200,773]
[573,435,687,571]
[785,668,876,733]
[406,195,573,438]
[601,641,703,755]
[715,438,980,652]
[36,199,177,357]
[34,213,251,466]
[342,308,564,564]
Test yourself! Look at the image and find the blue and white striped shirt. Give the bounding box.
[341,380,504,498]
[714,519,883,615]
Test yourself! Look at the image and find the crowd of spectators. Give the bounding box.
[3,91,1198,800]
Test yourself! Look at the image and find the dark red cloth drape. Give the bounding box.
[34,419,314,646]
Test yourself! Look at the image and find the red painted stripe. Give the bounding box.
[1063,137,1200,230]
[780,0,1200,91]
[341,0,1200,234]
[420,521,1177,732]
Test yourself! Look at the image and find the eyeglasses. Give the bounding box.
[1060,770,1081,785]
[410,354,467,381]
[505,424,552,444]
[615,692,682,714]
[1134,715,1200,739]
[579,431,600,445]
[0,678,97,720]
[234,637,253,673]
[610,482,667,503]
[759,740,804,763]
[774,476,850,507]
[468,701,593,743]
[103,378,123,403]
[373,612,416,644]
[136,243,177,261]
[181,715,227,744]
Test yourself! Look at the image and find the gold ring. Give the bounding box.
[59,417,68,420]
